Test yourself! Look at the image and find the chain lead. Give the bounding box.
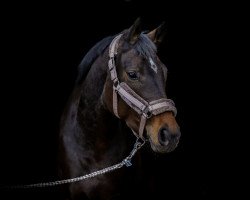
[1,139,145,189]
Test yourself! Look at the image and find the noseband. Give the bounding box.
[108,34,177,140]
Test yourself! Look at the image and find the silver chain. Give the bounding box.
[3,138,145,189]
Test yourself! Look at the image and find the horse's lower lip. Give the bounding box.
[148,137,178,153]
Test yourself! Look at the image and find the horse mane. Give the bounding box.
[76,35,115,84]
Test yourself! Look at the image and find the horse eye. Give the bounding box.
[127,71,139,80]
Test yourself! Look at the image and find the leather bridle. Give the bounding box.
[108,34,177,140]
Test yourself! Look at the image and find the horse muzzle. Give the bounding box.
[146,113,181,153]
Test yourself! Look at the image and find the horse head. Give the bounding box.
[102,18,181,153]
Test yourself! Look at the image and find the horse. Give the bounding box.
[58,18,181,200]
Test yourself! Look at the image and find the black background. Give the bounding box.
[0,0,243,199]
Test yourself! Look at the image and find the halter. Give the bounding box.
[108,34,177,140]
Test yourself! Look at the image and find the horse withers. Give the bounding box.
[58,18,181,200]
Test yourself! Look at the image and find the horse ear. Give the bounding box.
[147,22,167,46]
[126,18,142,45]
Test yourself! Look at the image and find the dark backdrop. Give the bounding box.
[0,0,240,199]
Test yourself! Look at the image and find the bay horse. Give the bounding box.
[58,18,181,200]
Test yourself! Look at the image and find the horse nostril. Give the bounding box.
[158,127,181,146]
[158,128,170,146]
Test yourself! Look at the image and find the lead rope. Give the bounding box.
[1,138,145,189]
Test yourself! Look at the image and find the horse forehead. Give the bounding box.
[121,49,144,66]
[122,48,139,58]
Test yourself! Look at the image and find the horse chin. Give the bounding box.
[148,136,179,154]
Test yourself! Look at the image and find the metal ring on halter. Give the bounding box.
[113,79,119,88]
[142,107,152,119]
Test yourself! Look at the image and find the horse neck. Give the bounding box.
[74,49,130,154]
